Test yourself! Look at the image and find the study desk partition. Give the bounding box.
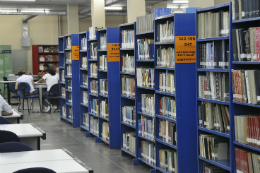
[0,124,46,150]
[0,149,93,173]
[3,108,23,123]
[0,81,16,105]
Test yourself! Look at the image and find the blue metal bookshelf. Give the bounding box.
[85,28,121,149]
[59,34,80,128]
[195,2,234,173]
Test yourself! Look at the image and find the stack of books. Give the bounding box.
[100,33,107,49]
[159,149,177,172]
[83,74,88,87]
[90,63,98,77]
[102,122,109,141]
[66,52,72,63]
[90,80,98,95]
[90,43,98,59]
[140,141,156,166]
[122,54,135,73]
[67,65,72,76]
[83,91,88,105]
[83,113,89,128]
[121,30,135,48]
[156,20,174,42]
[203,163,228,173]
[66,36,71,49]
[68,107,73,120]
[123,132,136,154]
[62,87,65,98]
[90,116,99,136]
[137,67,155,88]
[90,98,98,115]
[138,115,155,140]
[68,79,72,90]
[61,70,65,82]
[121,75,135,98]
[82,57,87,69]
[160,96,176,120]
[81,37,87,50]
[159,72,175,94]
[158,120,177,145]
[136,14,154,34]
[122,106,136,126]
[100,99,109,119]
[62,105,66,117]
[141,94,155,117]
[137,39,154,60]
[100,79,108,96]
[157,47,175,68]
[68,93,72,103]
[99,55,107,71]
[232,0,260,20]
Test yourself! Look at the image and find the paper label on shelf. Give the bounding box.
[72,46,79,60]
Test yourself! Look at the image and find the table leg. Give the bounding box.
[39,87,43,113]
[7,85,11,104]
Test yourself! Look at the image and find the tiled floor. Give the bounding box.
[16,101,151,173]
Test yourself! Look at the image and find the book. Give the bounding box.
[99,55,107,71]
[157,46,175,68]
[121,30,135,48]
[83,113,89,128]
[82,57,87,69]
[90,80,98,95]
[100,33,107,49]
[100,99,109,119]
[83,91,88,105]
[160,96,176,120]
[68,106,73,120]
[140,141,156,166]
[90,42,98,59]
[68,79,72,90]
[141,94,155,117]
[81,37,87,50]
[159,72,175,94]
[139,115,155,141]
[61,70,65,82]
[136,67,155,88]
[137,39,154,60]
[67,65,72,76]
[156,20,174,42]
[90,116,99,136]
[62,105,66,117]
[90,63,98,77]
[159,120,177,145]
[101,122,109,141]
[83,74,88,87]
[123,132,136,154]
[89,27,103,40]
[122,106,136,126]
[121,75,135,98]
[90,98,98,116]
[100,79,108,95]
[122,54,135,73]
[68,93,72,103]
[232,0,260,20]
[203,162,229,173]
[66,51,72,63]
[159,149,177,172]
[62,87,65,98]
[136,14,154,34]
[154,8,174,19]
[38,46,43,53]
[66,36,71,49]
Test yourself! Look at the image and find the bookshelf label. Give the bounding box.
[107,43,120,62]
[175,36,196,63]
[72,46,79,60]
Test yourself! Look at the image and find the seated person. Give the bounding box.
[38,64,49,78]
[0,95,13,116]
[37,68,59,113]
[15,68,39,96]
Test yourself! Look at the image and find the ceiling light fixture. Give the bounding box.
[173,1,189,3]
[105,7,122,10]
[180,6,188,8]
[21,10,49,13]
[0,10,17,12]
[168,6,179,9]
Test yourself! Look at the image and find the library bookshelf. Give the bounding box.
[59,34,80,128]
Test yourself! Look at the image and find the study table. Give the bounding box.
[3,108,23,123]
[0,149,93,173]
[0,123,46,150]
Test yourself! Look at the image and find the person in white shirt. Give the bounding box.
[0,95,13,116]
[15,68,39,96]
[37,68,59,113]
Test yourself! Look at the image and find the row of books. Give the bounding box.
[100,99,109,119]
[66,37,71,49]
[137,67,155,88]
[159,72,175,94]
[99,55,107,71]
[68,93,72,103]
[90,42,98,59]
[90,116,99,136]
[198,102,230,133]
[137,39,154,60]
[122,106,136,126]
[90,63,98,77]
[138,115,155,140]
[157,47,175,68]
[68,106,73,120]
[68,79,72,90]
[197,10,229,39]
[81,37,87,50]
[83,113,89,128]
[100,33,107,49]
[121,54,135,73]
[198,41,229,69]
[83,91,88,106]
[90,80,98,95]
[203,163,228,173]
[158,120,177,146]
[122,132,136,154]
[234,115,260,147]
[198,72,229,102]
[66,52,72,63]
[156,21,174,42]
[141,94,155,117]
[136,14,154,34]
[160,96,176,120]
[159,149,177,173]
[90,99,98,116]
[38,46,58,53]
[232,28,260,62]
[62,87,65,98]
[235,148,260,173]
[67,65,72,77]
[232,0,260,20]
[100,79,108,96]
[89,27,97,40]
[83,74,88,87]
[81,57,87,69]
[101,122,109,141]
[121,75,135,98]
[199,134,229,161]
[62,106,66,118]
[140,141,156,166]
[232,70,260,105]
[39,55,59,62]
[61,70,65,82]
[121,30,135,48]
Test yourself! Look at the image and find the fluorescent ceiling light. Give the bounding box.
[105,7,122,10]
[0,10,17,12]
[173,1,189,3]
[180,6,188,8]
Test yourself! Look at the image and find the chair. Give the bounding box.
[19,82,41,114]
[0,116,10,124]
[0,130,20,143]
[9,82,20,107]
[3,77,8,98]
[13,168,56,173]
[0,142,32,153]
[48,84,60,113]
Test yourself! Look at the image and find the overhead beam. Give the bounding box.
[1,12,67,15]
[22,15,37,22]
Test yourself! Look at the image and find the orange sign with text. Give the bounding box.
[72,46,79,60]
[107,43,120,62]
[175,36,196,63]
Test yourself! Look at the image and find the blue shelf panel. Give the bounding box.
[120,72,135,75]
[66,90,72,93]
[232,16,260,23]
[119,22,135,27]
[155,41,175,45]
[136,31,154,35]
[80,103,88,108]
[137,112,155,119]
[80,85,88,90]
[155,90,175,97]
[197,2,230,12]
[198,98,229,105]
[155,66,175,70]
[89,112,99,118]
[120,48,134,51]
[136,59,154,62]
[138,135,155,143]
[89,93,98,97]
[138,157,156,169]
[121,121,136,129]
[232,61,260,65]
[197,68,229,72]
[199,156,231,171]
[66,102,73,107]
[98,70,107,73]
[98,49,107,52]
[60,97,66,101]
[121,95,135,101]
[99,137,110,144]
[198,127,230,138]
[80,68,88,71]
[233,101,260,108]
[137,86,155,91]
[65,76,72,79]
[197,36,229,42]
[80,125,89,131]
[80,50,87,52]
[234,141,260,153]
[89,76,98,79]
[99,116,109,121]
[155,114,176,123]
[121,148,136,157]
[156,138,177,150]
[59,66,65,69]
[99,93,108,98]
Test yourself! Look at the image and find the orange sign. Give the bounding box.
[72,46,79,60]
[107,43,120,62]
[175,36,196,63]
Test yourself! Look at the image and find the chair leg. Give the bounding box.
[27,99,30,115]
[18,98,21,111]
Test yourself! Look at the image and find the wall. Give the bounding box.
[214,0,231,5]
[0,15,58,73]
[189,0,231,7]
